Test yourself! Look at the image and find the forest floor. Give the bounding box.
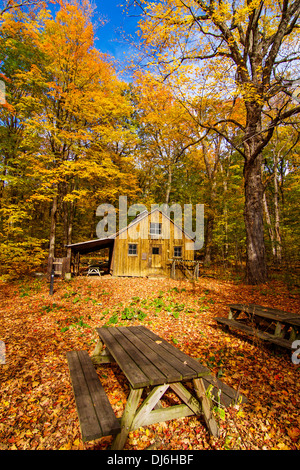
[0,273,300,451]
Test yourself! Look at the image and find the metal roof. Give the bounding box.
[66,237,114,254]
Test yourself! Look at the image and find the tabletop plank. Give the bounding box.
[96,327,150,388]
[117,326,186,383]
[106,327,168,385]
[130,326,198,380]
[132,326,210,379]
[96,326,209,388]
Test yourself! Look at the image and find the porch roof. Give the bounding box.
[66,237,114,255]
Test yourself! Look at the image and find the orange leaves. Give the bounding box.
[1,275,300,450]
[288,427,300,442]
[1,0,138,247]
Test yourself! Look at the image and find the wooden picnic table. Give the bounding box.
[90,325,245,449]
[215,304,300,349]
[86,265,104,276]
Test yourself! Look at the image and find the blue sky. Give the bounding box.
[92,1,141,60]
[48,1,142,78]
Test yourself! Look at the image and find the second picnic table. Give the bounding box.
[215,304,300,349]
[91,325,244,449]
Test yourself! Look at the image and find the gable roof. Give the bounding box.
[66,207,194,254]
[115,207,195,241]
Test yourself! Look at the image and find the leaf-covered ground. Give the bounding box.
[0,274,300,450]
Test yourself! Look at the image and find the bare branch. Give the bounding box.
[0,0,42,15]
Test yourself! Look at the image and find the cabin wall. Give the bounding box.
[111,212,194,277]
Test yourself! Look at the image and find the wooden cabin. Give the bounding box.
[67,208,197,279]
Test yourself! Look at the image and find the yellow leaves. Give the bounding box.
[275,442,291,450]
[59,441,72,450]
[211,1,232,24]
[62,190,89,203]
[238,81,265,106]
[3,0,138,217]
[232,0,262,25]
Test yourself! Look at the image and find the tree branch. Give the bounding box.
[0,0,42,15]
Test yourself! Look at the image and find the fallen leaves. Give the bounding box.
[0,275,300,450]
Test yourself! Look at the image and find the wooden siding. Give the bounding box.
[111,210,194,277]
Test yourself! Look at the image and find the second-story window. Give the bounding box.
[150,222,162,236]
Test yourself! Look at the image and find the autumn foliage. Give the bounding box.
[1,276,300,450]
[0,1,138,276]
[0,0,300,453]
[0,0,300,281]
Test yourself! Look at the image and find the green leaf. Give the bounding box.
[213,406,226,421]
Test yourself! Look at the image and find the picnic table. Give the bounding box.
[86,265,104,276]
[67,326,246,449]
[214,304,300,349]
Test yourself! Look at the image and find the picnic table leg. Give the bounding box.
[274,321,287,338]
[193,378,220,438]
[228,307,242,320]
[289,326,300,342]
[111,387,143,450]
[91,339,114,365]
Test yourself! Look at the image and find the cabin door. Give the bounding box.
[150,245,162,268]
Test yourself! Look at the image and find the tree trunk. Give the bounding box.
[263,192,276,258]
[243,154,268,284]
[242,100,268,284]
[49,195,58,258]
[203,179,216,266]
[165,164,172,204]
[202,140,219,267]
[219,158,230,262]
[273,152,282,263]
[204,211,214,266]
[63,197,74,258]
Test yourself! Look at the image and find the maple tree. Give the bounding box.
[133,72,198,205]
[0,1,138,268]
[134,0,300,284]
[0,8,49,277]
[22,1,137,258]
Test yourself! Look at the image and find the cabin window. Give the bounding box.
[150,222,162,236]
[128,243,137,256]
[174,246,182,258]
[152,246,160,255]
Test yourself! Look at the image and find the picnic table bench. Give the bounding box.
[67,326,246,449]
[66,350,120,441]
[214,304,300,349]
